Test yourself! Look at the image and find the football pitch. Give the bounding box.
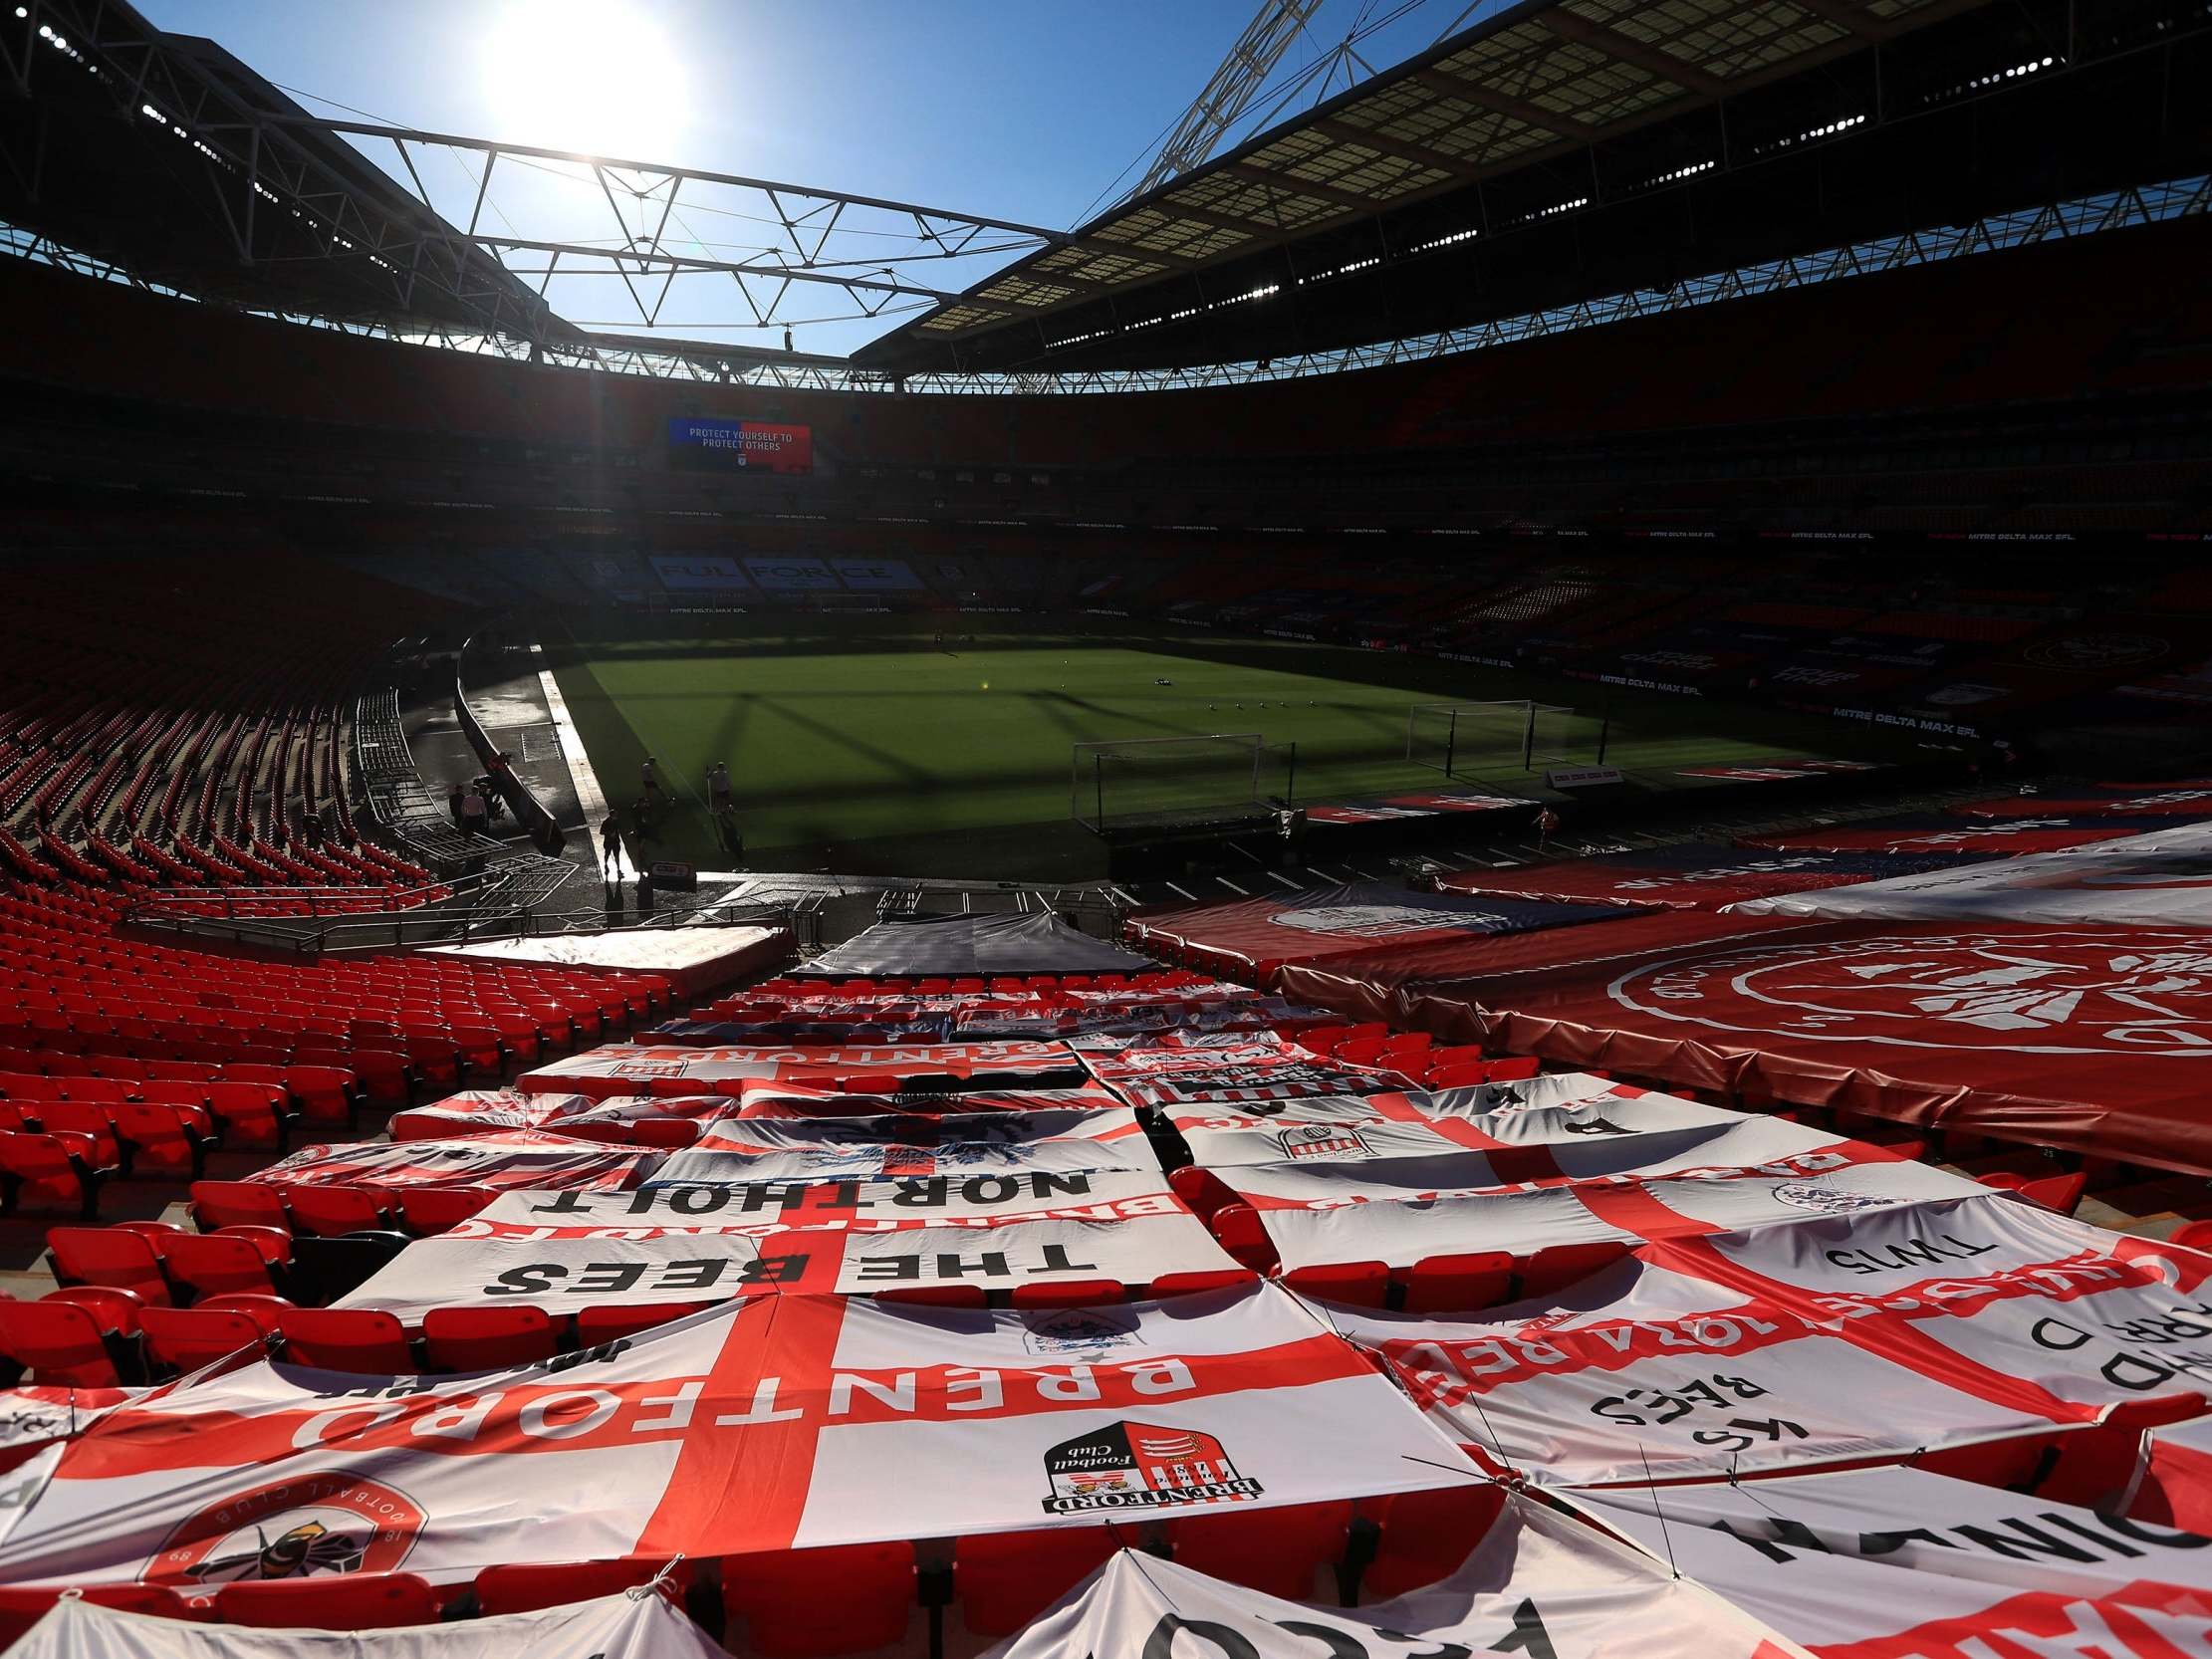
[546,614,1906,878]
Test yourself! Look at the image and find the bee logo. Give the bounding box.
[143,1474,425,1585]
[187,1520,367,1583]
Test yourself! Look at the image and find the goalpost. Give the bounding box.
[1408,701,1580,777]
[1072,733,1285,832]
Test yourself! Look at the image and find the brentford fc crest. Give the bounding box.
[609,1057,688,1077]
[1275,1122,1375,1160]
[143,1473,425,1584]
[1609,931,2212,1056]
[1042,1421,1261,1514]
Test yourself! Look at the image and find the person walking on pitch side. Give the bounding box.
[600,810,623,878]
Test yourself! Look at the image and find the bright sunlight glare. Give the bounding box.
[482,0,689,159]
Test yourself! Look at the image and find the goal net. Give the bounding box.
[1073,734,1281,832]
[1407,701,1579,776]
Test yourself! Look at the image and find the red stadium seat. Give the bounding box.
[189,1180,290,1233]
[957,1527,1120,1635]
[163,1228,290,1302]
[1281,1262,1392,1308]
[1148,1269,1259,1298]
[1169,1499,1352,1600]
[280,1064,363,1128]
[1361,1483,1509,1597]
[575,1302,711,1345]
[2018,1172,2090,1216]
[139,1305,271,1373]
[351,1049,414,1105]
[204,1080,292,1149]
[46,1225,171,1304]
[874,1286,988,1308]
[0,1288,143,1385]
[195,1294,293,1330]
[1403,1252,1518,1313]
[476,1556,683,1616]
[421,1305,559,1371]
[0,1584,203,1649]
[396,1186,496,1235]
[1167,1165,1238,1222]
[278,1308,414,1373]
[1008,1280,1125,1309]
[1516,1242,1629,1300]
[724,1540,914,1657]
[36,1101,121,1170]
[111,1102,217,1180]
[1207,1204,1277,1272]
[277,1184,393,1237]
[0,1131,108,1217]
[212,1573,440,1629]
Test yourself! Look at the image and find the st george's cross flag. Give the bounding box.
[0,1285,1472,1586]
[247,1133,652,1193]
[988,1497,1797,1659]
[1569,1464,2212,1658]
[450,1170,1195,1241]
[388,1090,731,1144]
[1323,1193,2212,1487]
[334,1214,1241,1317]
[649,1107,1156,1185]
[519,1043,1089,1099]
[6,1584,728,1658]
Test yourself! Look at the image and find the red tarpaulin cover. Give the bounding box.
[1126,882,1635,986]
[1431,843,1934,911]
[1738,817,2147,857]
[1278,913,2212,1174]
[1953,788,2212,821]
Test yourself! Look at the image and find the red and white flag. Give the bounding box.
[1571,1464,2212,1657]
[8,1584,726,1657]
[390,1090,730,1143]
[249,1133,652,1193]
[1206,1094,1976,1267]
[0,1285,1470,1585]
[454,1171,1202,1241]
[653,1107,1156,1183]
[735,1079,1127,1116]
[1245,1154,1980,1270]
[521,1043,1086,1099]
[990,1494,1795,1659]
[336,1213,1241,1317]
[1328,1194,2212,1486]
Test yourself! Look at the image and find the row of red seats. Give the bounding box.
[0,1049,360,1117]
[189,1179,494,1237]
[6,1270,1273,1386]
[0,1487,1507,1649]
[0,1287,688,1383]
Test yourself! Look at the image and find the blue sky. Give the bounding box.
[132,1,1468,355]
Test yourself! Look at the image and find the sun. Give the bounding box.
[482,0,689,160]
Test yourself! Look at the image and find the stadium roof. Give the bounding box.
[5,0,2204,380]
[859,0,2208,374]
[0,7,572,344]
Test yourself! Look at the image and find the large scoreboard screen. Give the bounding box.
[666,418,813,474]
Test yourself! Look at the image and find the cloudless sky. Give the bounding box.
[129,0,1465,356]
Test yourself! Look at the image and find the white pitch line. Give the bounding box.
[538,663,610,830]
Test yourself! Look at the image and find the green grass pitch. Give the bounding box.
[546,614,1903,878]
